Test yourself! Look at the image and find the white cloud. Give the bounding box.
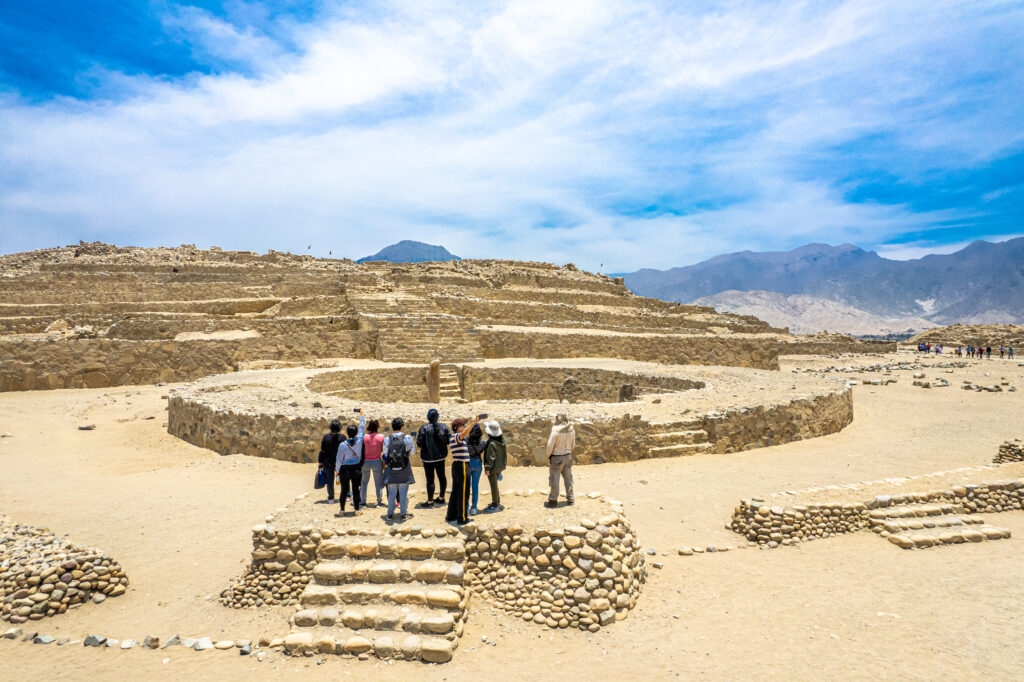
[0,0,1021,270]
[876,233,1024,261]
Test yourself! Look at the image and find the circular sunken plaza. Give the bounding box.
[168,357,853,467]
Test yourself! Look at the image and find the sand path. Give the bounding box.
[1,352,1023,680]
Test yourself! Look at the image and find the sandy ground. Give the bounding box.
[1,351,1023,681]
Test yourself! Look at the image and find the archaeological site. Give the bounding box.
[1,243,1022,680]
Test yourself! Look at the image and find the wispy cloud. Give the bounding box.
[1,0,1022,270]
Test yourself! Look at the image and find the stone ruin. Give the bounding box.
[0,243,894,392]
[221,492,643,662]
[0,516,128,624]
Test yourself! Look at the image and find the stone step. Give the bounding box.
[317,534,465,561]
[312,559,464,586]
[874,515,984,534]
[292,603,461,635]
[649,420,704,432]
[868,503,962,521]
[649,430,708,445]
[647,443,714,458]
[283,627,456,662]
[886,524,1011,549]
[300,583,466,609]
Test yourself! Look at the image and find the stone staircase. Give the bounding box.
[869,503,1012,549]
[438,365,462,401]
[347,287,436,315]
[371,314,483,363]
[285,532,469,662]
[646,420,713,458]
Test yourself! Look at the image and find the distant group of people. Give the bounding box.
[316,407,576,524]
[919,343,1015,359]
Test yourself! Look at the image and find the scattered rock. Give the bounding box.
[77,424,96,431]
[161,634,180,649]
[143,636,160,649]
[83,634,106,647]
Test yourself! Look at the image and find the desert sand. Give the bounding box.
[1,350,1023,681]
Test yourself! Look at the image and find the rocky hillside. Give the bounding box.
[692,290,933,335]
[626,239,1024,329]
[908,324,1024,348]
[357,240,459,263]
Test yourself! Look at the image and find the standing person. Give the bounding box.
[1000,346,1005,359]
[360,419,385,507]
[544,413,576,508]
[416,408,450,507]
[1009,347,1015,359]
[317,419,343,503]
[446,417,478,525]
[481,420,506,513]
[335,410,365,516]
[986,345,992,359]
[382,417,416,521]
[466,421,486,516]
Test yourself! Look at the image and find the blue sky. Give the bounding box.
[1,0,1022,270]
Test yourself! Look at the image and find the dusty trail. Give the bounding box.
[1,352,1023,681]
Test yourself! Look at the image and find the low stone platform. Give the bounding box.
[222,491,645,662]
[169,358,853,465]
[730,461,1024,549]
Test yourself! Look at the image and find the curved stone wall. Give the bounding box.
[167,361,853,465]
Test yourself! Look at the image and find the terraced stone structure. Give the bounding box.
[730,462,1024,550]
[0,243,889,392]
[222,493,644,662]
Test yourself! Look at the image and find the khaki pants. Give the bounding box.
[548,454,574,502]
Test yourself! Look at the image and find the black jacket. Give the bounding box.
[318,433,342,470]
[466,423,486,459]
[417,420,451,463]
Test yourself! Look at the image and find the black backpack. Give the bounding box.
[386,434,410,471]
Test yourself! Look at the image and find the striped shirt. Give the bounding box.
[449,433,469,463]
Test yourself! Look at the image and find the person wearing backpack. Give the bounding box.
[317,419,343,503]
[334,409,366,516]
[416,408,451,507]
[481,420,506,513]
[382,417,416,521]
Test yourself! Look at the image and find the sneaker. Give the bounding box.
[483,505,501,513]
[469,507,479,516]
[566,499,575,506]
[544,500,558,509]
[401,514,413,521]
[326,498,335,503]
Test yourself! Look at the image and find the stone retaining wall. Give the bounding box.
[730,477,1024,547]
[476,329,779,370]
[994,441,1024,463]
[701,389,853,453]
[0,331,374,392]
[779,340,897,355]
[465,512,644,631]
[0,516,128,623]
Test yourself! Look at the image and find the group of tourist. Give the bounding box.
[316,408,576,524]
[919,343,1015,359]
[951,345,1015,359]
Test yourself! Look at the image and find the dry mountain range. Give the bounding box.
[624,239,1024,335]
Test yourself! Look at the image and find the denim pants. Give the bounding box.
[360,459,384,505]
[387,483,409,516]
[469,458,483,509]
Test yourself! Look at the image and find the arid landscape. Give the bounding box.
[1,246,1023,681]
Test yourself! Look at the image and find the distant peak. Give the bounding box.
[357,241,460,264]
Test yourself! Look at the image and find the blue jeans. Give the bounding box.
[469,458,483,509]
[387,483,409,516]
